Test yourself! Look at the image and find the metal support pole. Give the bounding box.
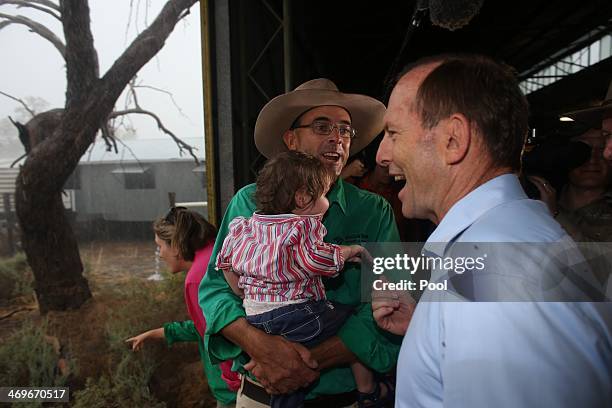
[200,0,219,224]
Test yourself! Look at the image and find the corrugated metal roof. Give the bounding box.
[110,165,152,174]
[1,137,205,168]
[80,137,205,164]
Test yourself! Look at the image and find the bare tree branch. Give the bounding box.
[0,90,36,117]
[99,122,118,153]
[114,136,146,169]
[61,0,99,105]
[98,0,197,110]
[0,0,61,21]
[129,78,140,108]
[178,8,190,21]
[23,0,198,188]
[109,107,199,164]
[133,83,189,119]
[0,12,65,58]
[10,152,26,167]
[21,0,59,12]
[0,307,36,320]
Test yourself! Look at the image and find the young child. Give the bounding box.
[216,151,378,408]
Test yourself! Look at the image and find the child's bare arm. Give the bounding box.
[125,327,165,351]
[223,268,244,298]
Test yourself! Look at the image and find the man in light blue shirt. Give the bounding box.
[374,55,611,407]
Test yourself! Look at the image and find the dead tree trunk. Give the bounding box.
[13,0,198,313]
[14,108,89,312]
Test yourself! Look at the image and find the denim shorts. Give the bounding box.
[246,300,353,348]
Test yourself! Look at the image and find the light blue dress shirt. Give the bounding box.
[396,174,612,408]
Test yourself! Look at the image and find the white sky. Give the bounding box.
[0,0,204,154]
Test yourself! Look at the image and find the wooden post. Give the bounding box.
[3,193,15,255]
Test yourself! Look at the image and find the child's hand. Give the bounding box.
[125,327,164,351]
[342,245,370,263]
[125,333,148,352]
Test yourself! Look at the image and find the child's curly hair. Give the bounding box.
[255,151,333,214]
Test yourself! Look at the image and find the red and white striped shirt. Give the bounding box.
[215,213,344,303]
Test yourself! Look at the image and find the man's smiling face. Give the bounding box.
[283,105,352,178]
[377,64,443,220]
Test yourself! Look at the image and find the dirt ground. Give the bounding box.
[0,240,217,408]
[80,240,159,289]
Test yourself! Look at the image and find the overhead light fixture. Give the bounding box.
[559,116,574,122]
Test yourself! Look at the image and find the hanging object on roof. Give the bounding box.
[429,0,485,31]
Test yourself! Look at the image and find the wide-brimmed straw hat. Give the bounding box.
[563,80,612,128]
[254,78,386,158]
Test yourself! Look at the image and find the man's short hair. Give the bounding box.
[406,54,529,171]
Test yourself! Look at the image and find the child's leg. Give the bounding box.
[351,361,375,393]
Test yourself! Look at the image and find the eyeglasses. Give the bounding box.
[163,206,187,224]
[292,120,356,139]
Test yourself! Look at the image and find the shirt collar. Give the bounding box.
[253,212,323,222]
[327,178,347,215]
[424,174,527,257]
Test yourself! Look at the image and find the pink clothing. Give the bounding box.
[216,213,344,303]
[186,243,240,392]
[185,245,214,338]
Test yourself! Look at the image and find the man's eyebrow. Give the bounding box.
[313,116,351,125]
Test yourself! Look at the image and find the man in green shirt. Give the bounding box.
[199,78,402,406]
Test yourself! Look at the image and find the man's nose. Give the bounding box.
[376,135,392,166]
[326,128,343,144]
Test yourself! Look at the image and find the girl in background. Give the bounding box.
[127,207,239,407]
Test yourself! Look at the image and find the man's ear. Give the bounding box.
[283,130,298,151]
[442,113,471,165]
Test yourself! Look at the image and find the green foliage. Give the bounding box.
[73,272,184,407]
[0,268,187,406]
[0,252,33,301]
[106,271,184,348]
[72,353,165,408]
[0,320,73,408]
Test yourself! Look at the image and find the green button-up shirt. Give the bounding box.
[199,178,402,400]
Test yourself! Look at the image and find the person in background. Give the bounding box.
[565,79,612,162]
[532,128,612,242]
[340,155,368,183]
[530,128,612,293]
[126,207,240,408]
